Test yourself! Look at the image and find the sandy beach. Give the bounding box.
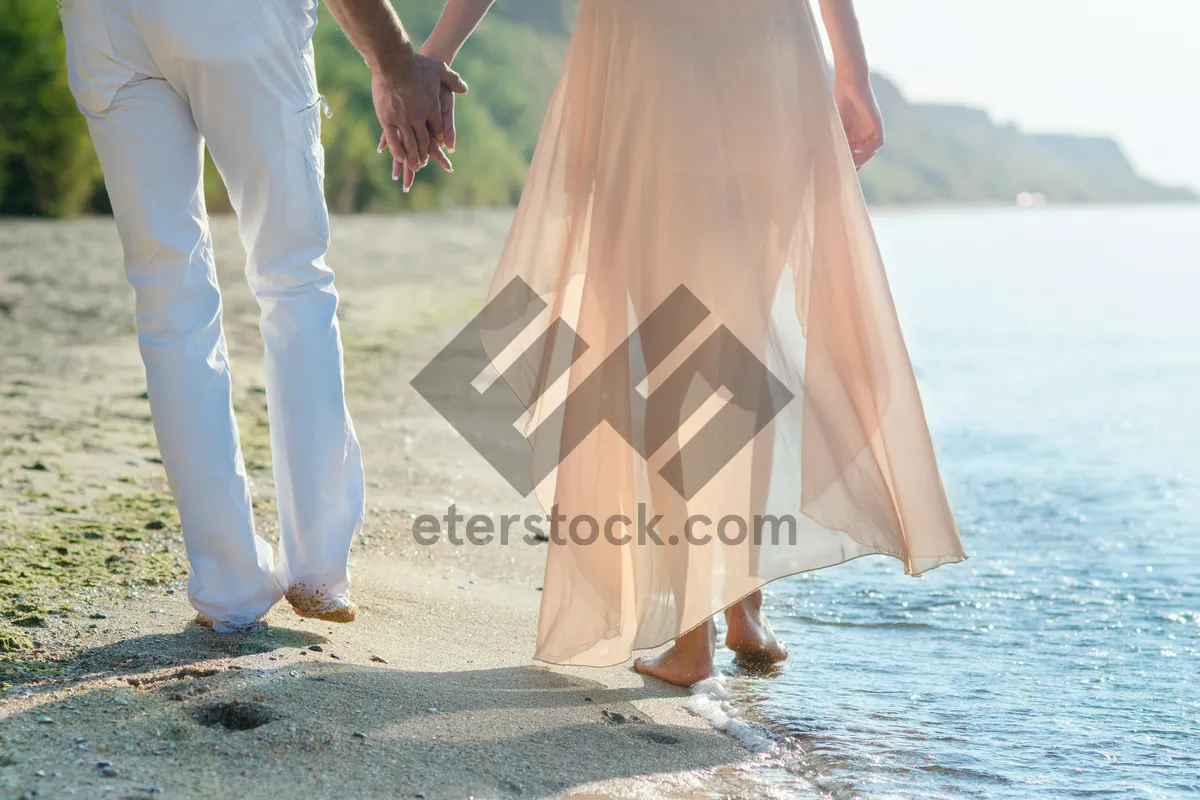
[0,214,782,799]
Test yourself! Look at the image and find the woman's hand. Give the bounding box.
[378,80,456,192]
[834,76,884,170]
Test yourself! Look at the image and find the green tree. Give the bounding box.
[0,0,102,216]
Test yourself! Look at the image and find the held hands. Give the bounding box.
[371,49,466,191]
[834,75,884,170]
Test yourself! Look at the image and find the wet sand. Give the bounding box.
[0,214,783,799]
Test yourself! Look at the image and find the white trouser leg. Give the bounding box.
[78,77,282,625]
[157,3,365,607]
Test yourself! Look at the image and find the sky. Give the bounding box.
[815,0,1199,191]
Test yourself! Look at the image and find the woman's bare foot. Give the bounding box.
[724,591,788,665]
[634,620,717,687]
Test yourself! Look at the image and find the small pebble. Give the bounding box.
[90,612,108,620]
[101,766,118,778]
[35,770,46,777]
[369,655,388,664]
[308,645,323,652]
[96,761,111,769]
[149,609,164,615]
[352,732,366,740]
[329,654,340,660]
[38,717,54,724]
[289,671,298,677]
[426,707,438,714]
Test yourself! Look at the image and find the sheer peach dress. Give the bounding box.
[482,0,966,667]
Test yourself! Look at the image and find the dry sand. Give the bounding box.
[0,215,788,799]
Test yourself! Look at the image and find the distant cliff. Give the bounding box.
[862,75,1194,204]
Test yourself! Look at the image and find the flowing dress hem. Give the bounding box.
[532,547,968,668]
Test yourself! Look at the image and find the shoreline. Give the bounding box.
[2,196,1197,226]
[0,214,784,798]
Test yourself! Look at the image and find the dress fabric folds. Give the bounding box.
[481,0,966,667]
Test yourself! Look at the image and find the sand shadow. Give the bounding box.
[2,645,750,798]
[55,624,330,687]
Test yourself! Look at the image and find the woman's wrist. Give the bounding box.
[833,62,872,93]
[420,34,459,66]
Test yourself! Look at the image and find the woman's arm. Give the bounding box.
[815,0,884,168]
[816,0,870,85]
[422,0,498,66]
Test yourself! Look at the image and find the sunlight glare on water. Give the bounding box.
[734,206,1200,799]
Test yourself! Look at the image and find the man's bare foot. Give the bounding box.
[724,591,788,664]
[192,614,267,634]
[634,620,717,687]
[285,584,358,623]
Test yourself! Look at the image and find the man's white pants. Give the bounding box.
[60,0,365,628]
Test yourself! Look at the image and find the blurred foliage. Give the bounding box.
[0,1,1190,218]
[299,1,563,212]
[1,1,566,217]
[0,0,104,217]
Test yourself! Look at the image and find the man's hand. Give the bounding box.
[373,51,467,177]
[320,0,467,182]
[379,83,457,192]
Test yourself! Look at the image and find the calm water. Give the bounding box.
[737,206,1200,798]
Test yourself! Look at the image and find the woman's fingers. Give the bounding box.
[429,143,453,173]
[851,128,884,169]
[440,85,457,153]
[381,116,455,190]
[425,99,445,144]
[440,64,469,95]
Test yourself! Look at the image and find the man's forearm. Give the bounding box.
[815,0,870,84]
[323,0,413,72]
